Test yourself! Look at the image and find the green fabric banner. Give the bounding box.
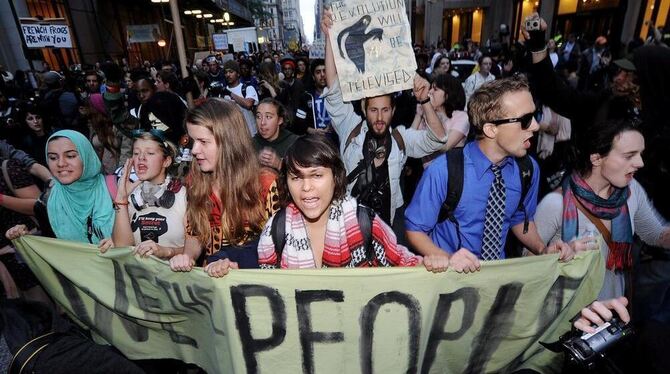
[14,236,604,374]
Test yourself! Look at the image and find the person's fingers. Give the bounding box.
[466,259,478,273]
[229,261,239,269]
[573,317,596,334]
[580,305,606,326]
[589,300,614,323]
[602,297,630,323]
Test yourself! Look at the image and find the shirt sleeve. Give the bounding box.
[0,140,36,169]
[5,159,35,191]
[533,192,564,245]
[247,85,259,104]
[405,155,449,233]
[448,111,470,137]
[322,79,363,142]
[630,180,667,246]
[371,214,421,267]
[511,157,541,226]
[395,125,448,159]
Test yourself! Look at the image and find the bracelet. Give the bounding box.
[113,200,129,211]
[418,97,431,105]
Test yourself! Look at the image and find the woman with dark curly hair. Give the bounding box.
[253,135,445,271]
[411,73,469,167]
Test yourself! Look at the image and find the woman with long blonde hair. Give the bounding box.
[169,99,278,275]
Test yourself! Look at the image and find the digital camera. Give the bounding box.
[525,17,541,31]
[541,315,633,370]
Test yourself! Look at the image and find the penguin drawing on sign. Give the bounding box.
[336,15,383,73]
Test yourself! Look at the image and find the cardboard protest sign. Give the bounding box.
[20,19,72,48]
[328,0,417,101]
[310,38,326,59]
[126,24,161,44]
[15,236,604,374]
[213,33,229,51]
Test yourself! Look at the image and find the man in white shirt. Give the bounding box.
[222,60,259,136]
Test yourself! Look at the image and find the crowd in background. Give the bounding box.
[1,14,670,373]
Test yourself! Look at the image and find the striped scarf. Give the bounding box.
[257,196,419,268]
[561,173,633,270]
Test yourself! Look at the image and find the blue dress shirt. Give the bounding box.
[405,141,540,258]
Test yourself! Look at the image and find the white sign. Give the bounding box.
[127,24,161,44]
[212,33,229,51]
[329,0,417,101]
[20,20,72,49]
[309,38,326,59]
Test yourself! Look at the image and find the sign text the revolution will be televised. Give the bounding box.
[329,0,417,101]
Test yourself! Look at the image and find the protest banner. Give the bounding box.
[127,24,161,44]
[309,38,326,59]
[20,19,72,49]
[15,236,604,374]
[328,0,417,101]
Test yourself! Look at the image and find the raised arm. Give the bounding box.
[322,7,337,89]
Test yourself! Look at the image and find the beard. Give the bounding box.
[368,122,389,139]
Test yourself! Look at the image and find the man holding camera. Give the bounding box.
[320,9,447,229]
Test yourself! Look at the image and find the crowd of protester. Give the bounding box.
[1,9,670,373]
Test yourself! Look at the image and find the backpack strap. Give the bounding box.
[391,128,405,153]
[344,121,364,152]
[241,83,248,98]
[437,148,465,249]
[270,207,287,267]
[514,155,533,234]
[356,204,375,264]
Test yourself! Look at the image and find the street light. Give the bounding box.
[157,38,167,47]
[223,12,230,22]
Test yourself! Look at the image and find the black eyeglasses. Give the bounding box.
[488,112,535,130]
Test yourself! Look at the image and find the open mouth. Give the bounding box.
[302,197,319,208]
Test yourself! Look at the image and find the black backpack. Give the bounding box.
[270,204,375,267]
[436,148,533,249]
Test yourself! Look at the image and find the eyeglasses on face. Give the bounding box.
[488,112,535,130]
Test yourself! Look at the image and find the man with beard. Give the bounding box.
[320,10,447,229]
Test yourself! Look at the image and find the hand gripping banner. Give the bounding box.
[14,236,604,373]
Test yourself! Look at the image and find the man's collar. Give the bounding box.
[467,142,512,179]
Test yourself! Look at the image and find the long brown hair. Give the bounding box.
[89,110,119,158]
[185,99,265,245]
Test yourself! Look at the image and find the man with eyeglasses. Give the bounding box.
[405,76,575,273]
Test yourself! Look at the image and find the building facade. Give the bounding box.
[0,0,255,72]
[418,0,668,54]
[281,0,305,50]
[255,0,285,50]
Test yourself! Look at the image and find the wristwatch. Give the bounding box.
[419,97,431,105]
